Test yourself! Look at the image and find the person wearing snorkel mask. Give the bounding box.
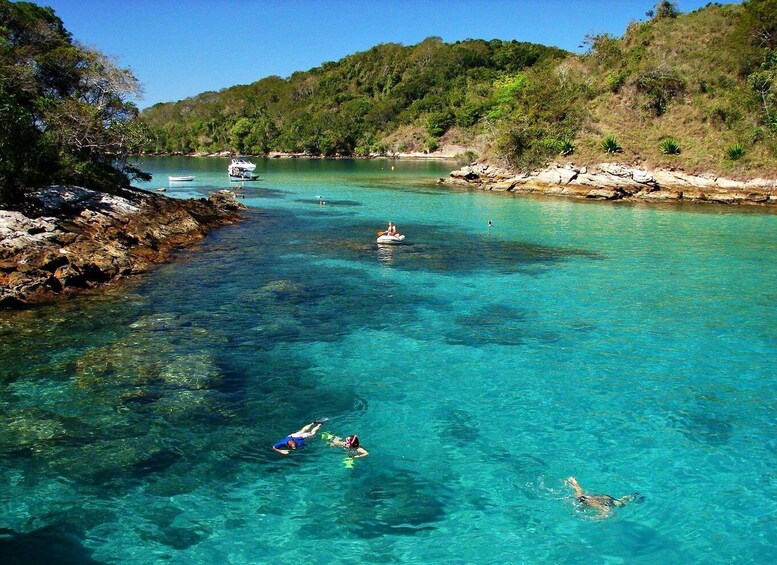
[324,434,369,458]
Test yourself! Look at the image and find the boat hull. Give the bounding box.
[168,176,195,182]
[377,235,406,245]
[229,173,259,181]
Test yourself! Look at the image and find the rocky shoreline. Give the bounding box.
[442,162,777,206]
[0,186,244,308]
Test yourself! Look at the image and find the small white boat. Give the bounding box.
[230,157,256,171]
[168,175,195,182]
[377,234,406,245]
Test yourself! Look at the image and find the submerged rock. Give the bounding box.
[0,186,244,307]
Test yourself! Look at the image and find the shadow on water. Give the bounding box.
[308,219,598,275]
[433,408,482,448]
[0,525,104,565]
[299,467,449,540]
[669,392,735,447]
[232,186,287,199]
[444,303,530,347]
[293,198,363,207]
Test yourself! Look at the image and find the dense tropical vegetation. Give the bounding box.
[142,0,777,176]
[2,0,777,204]
[141,37,567,159]
[0,0,148,205]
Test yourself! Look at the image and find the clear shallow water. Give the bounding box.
[1,157,776,563]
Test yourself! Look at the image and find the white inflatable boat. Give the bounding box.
[376,234,406,245]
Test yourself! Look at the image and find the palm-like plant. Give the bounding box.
[659,138,681,155]
[726,143,744,160]
[601,135,622,153]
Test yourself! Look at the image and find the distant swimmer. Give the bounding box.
[322,433,369,458]
[488,220,493,228]
[272,419,327,456]
[566,476,642,517]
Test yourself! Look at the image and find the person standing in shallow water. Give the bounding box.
[566,476,642,517]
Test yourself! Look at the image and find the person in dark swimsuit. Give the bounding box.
[566,476,642,517]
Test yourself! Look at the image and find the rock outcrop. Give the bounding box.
[0,186,245,307]
[443,162,777,206]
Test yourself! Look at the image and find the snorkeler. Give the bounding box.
[271,419,327,456]
[566,476,642,517]
[322,433,369,458]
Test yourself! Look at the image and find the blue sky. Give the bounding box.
[41,0,738,109]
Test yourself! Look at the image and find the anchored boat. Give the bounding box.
[228,157,259,181]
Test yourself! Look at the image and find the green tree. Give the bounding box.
[654,1,679,19]
[0,0,148,204]
[748,49,777,130]
[742,0,777,48]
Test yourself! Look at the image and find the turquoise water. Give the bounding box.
[1,156,776,563]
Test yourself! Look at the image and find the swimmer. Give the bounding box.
[272,420,325,456]
[324,433,369,458]
[566,476,641,517]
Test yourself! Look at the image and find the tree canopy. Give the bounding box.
[140,37,568,158]
[0,0,149,205]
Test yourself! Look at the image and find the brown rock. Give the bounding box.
[0,186,244,308]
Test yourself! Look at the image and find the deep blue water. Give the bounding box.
[1,157,776,563]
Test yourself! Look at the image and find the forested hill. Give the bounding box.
[141,1,777,176]
[140,38,567,158]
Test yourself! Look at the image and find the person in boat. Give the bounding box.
[322,433,369,458]
[272,419,325,455]
[386,222,400,237]
[566,476,641,517]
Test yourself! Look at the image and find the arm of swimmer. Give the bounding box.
[353,448,369,458]
[272,446,290,455]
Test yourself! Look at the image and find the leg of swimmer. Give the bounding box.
[297,422,319,435]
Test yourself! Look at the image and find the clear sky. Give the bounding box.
[40,0,739,109]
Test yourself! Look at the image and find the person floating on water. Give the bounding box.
[566,476,642,517]
[321,432,369,458]
[488,219,493,228]
[271,419,327,456]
